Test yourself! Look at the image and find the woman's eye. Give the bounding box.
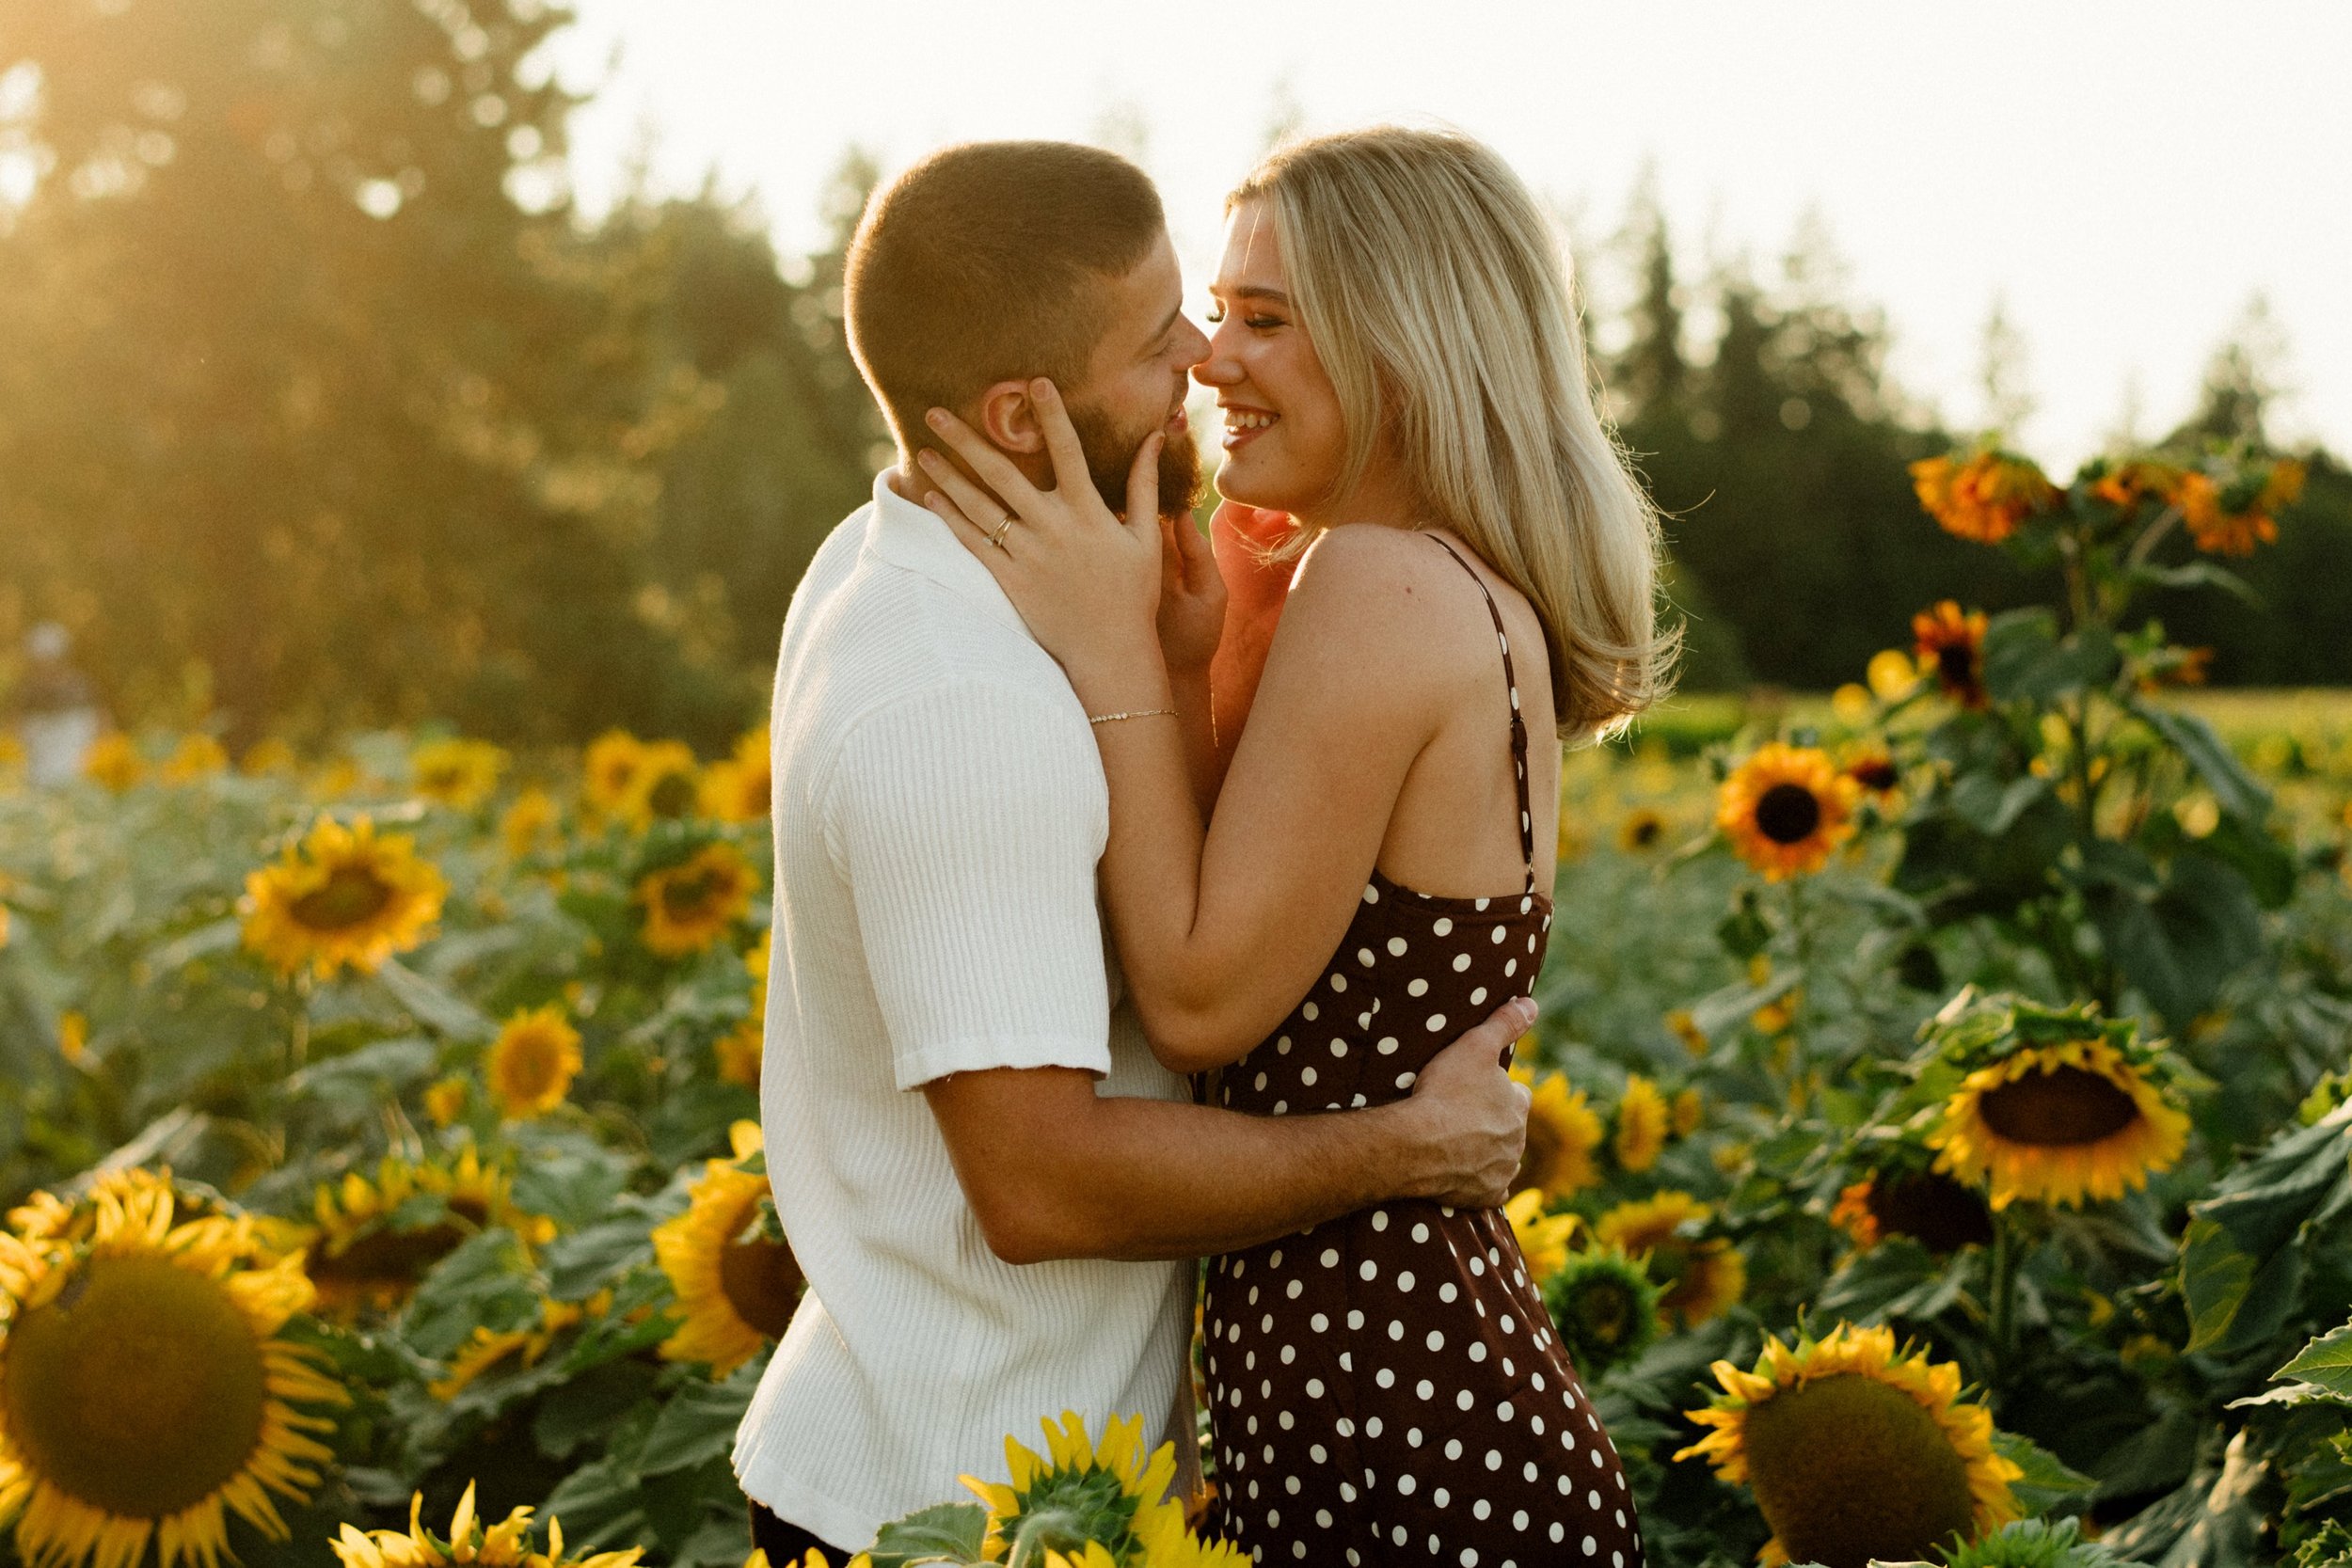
[1248,316,1282,331]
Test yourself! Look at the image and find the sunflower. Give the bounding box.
[302,1148,549,1315]
[409,738,506,811]
[240,815,447,980]
[81,734,144,792]
[1514,1070,1604,1198]
[485,1005,582,1120]
[617,741,702,831]
[653,1123,803,1377]
[1910,451,2057,545]
[634,842,757,959]
[1614,1075,1670,1172]
[239,739,298,777]
[1913,602,1990,709]
[0,1169,348,1568]
[1504,1190,1579,1282]
[700,727,771,823]
[1617,807,1669,853]
[1678,1323,2023,1568]
[1843,744,1901,800]
[1866,648,1921,703]
[1666,1008,1711,1057]
[427,1292,608,1402]
[330,1481,644,1568]
[159,735,229,784]
[715,931,771,1089]
[1831,1169,1994,1254]
[1542,1244,1663,1379]
[960,1411,1189,1567]
[1595,1191,1746,1326]
[2178,459,2303,557]
[1672,1086,1705,1138]
[421,1077,469,1129]
[1718,744,1861,881]
[580,730,645,825]
[1918,991,2192,1212]
[496,787,560,862]
[1928,1038,2189,1211]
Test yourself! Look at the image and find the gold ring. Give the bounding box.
[987,515,1015,550]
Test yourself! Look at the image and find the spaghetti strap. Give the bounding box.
[1425,535,1537,895]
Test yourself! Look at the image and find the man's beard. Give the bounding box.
[1066,397,1203,519]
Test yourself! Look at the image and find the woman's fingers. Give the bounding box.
[1028,380,1096,508]
[1125,432,1163,534]
[914,450,1013,534]
[924,406,1044,514]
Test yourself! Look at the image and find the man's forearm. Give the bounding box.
[1032,1093,1429,1262]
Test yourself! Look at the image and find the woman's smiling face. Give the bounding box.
[1195,199,1351,516]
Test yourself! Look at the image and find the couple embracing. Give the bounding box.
[734,127,1672,1566]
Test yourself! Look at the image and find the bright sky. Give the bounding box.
[550,0,2352,467]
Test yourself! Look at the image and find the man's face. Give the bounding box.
[1061,230,1209,516]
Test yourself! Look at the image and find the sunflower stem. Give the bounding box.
[1988,1209,2020,1366]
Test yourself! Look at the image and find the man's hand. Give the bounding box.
[1395,998,1536,1208]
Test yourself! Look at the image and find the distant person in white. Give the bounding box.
[732,141,1536,1561]
[11,624,103,787]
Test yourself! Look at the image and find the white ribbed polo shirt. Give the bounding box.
[732,474,1191,1550]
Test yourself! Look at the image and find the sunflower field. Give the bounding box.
[4,447,2352,1568]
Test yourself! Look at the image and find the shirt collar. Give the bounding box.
[864,469,1031,635]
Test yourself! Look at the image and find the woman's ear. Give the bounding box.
[976,380,1044,453]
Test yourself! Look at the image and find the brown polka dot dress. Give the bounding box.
[1200,538,1644,1568]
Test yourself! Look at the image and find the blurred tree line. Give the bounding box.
[0,0,2344,751]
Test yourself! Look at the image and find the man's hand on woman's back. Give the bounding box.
[1394,997,1536,1209]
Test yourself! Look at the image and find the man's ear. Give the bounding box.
[975,380,1044,454]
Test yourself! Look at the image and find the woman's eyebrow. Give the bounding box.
[1208,283,1292,306]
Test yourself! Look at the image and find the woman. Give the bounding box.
[918,127,1669,1567]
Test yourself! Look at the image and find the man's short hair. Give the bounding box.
[845,141,1165,449]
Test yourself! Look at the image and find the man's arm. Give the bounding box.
[922,997,1534,1264]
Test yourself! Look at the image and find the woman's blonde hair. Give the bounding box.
[1231,126,1676,739]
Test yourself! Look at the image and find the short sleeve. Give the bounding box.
[825,682,1113,1090]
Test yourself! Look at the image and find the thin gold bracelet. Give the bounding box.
[1088,707,1179,726]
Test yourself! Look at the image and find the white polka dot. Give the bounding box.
[1331,1038,1349,1057]
[1408,978,1430,998]
[1445,1439,1464,1460]
[1470,1342,1488,1363]
[1389,1319,1406,1341]
[1280,1344,1295,1364]
[1303,1002,1319,1021]
[1486,1449,1503,1471]
[1416,1378,1435,1400]
[1458,1547,1472,1565]
[1277,1036,1293,1053]
[1501,1314,1515,1334]
[1302,1066,1318,1085]
[1504,959,1518,977]
[1317,1511,1333,1528]
[1286,1278,1303,1299]
[1376,1368,1396,1388]
[1396,1071,1418,1089]
[1439,1282,1459,1303]
[1582,1538,1597,1556]
[1470,987,1488,1006]
[1497,1401,1515,1420]
[1407,1427,1422,1447]
[1364,884,1381,903]
[1367,1417,1383,1437]
[1358,947,1376,966]
[1550,1524,1565,1544]
[1307,1376,1325,1396]
[1396,1475,1417,1497]
[1376,1036,1401,1055]
[1338,1418,1356,1438]
[1412,1222,1430,1243]
[1347,1309,1365,1329]
[1398,1271,1417,1291]
[1434,917,1454,935]
[1513,1509,1530,1529]
[1589,1489,1602,1511]
[1457,1389,1476,1411]
[1473,1499,1491,1521]
[1330,974,1347,992]
[1453,954,1472,973]
[1425,1014,1449,1032]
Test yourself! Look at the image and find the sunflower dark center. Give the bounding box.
[1867,1172,1994,1254]
[1564,1276,1635,1345]
[310,1220,468,1287]
[0,1254,271,1518]
[1978,1065,2140,1147]
[719,1200,803,1339]
[647,771,698,819]
[1742,1371,1979,1568]
[1849,759,1900,793]
[501,1034,565,1099]
[289,864,395,930]
[1629,816,1662,847]
[1754,784,1824,845]
[661,869,723,919]
[1936,642,1977,685]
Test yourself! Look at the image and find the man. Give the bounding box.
[734,140,1535,1560]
